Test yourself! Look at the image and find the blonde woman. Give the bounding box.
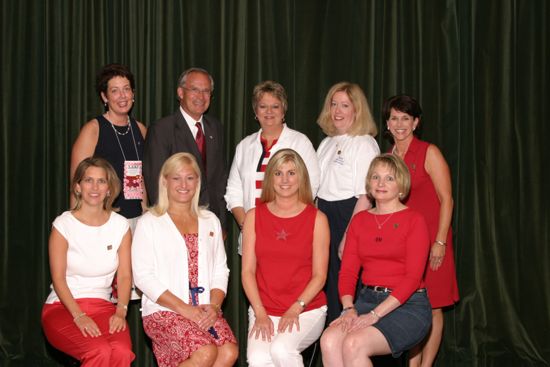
[242,149,329,366]
[316,82,380,322]
[132,153,238,367]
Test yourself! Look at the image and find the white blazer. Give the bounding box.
[132,210,229,317]
[224,123,320,212]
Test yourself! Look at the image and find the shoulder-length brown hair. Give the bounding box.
[260,149,313,205]
[71,157,120,211]
[317,82,377,137]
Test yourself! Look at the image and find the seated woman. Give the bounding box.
[321,154,432,367]
[41,157,134,366]
[132,152,238,367]
[241,148,329,367]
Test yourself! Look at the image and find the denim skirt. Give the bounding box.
[354,286,432,357]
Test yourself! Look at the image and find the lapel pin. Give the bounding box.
[107,244,113,250]
[209,231,214,237]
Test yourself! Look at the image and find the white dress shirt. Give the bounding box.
[316,134,380,201]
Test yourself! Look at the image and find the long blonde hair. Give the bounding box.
[150,153,203,217]
[260,149,313,204]
[317,82,377,137]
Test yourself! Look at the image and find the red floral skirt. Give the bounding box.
[143,311,236,367]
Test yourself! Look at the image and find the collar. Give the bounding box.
[179,106,203,131]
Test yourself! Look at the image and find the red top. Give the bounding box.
[339,208,430,304]
[255,203,327,316]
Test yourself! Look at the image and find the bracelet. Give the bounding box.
[212,303,221,312]
[370,309,381,320]
[73,312,86,322]
[340,306,355,316]
[435,240,446,246]
[117,303,128,310]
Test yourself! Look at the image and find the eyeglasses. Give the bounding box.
[182,86,212,96]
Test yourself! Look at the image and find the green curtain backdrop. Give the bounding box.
[1,0,548,366]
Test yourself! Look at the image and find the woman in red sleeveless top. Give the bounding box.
[242,149,330,366]
[384,95,459,367]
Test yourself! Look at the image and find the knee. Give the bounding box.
[192,344,217,367]
[218,343,238,365]
[111,344,135,364]
[320,327,339,355]
[81,343,112,363]
[247,348,270,367]
[342,334,362,356]
[270,339,299,364]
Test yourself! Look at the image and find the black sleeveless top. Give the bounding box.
[94,115,145,219]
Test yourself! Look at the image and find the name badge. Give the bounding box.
[123,160,144,200]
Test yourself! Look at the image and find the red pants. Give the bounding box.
[42,298,135,367]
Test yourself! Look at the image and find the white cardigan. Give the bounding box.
[224,124,320,212]
[132,210,229,317]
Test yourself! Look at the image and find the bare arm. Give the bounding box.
[230,207,246,229]
[49,228,101,337]
[241,209,274,340]
[109,230,132,333]
[425,144,454,270]
[70,120,99,207]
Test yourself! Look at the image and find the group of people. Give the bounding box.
[41,64,459,367]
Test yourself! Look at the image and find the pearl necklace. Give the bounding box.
[106,115,131,136]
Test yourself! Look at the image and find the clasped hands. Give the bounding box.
[184,304,219,331]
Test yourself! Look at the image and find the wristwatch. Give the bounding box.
[297,299,306,309]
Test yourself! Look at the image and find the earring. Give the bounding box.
[132,99,135,103]
[106,191,111,197]
[254,115,258,121]
[398,192,403,197]
[104,100,108,108]
[75,191,81,197]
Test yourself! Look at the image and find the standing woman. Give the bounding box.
[41,157,134,366]
[321,154,432,366]
[225,81,320,253]
[316,82,380,322]
[71,63,147,230]
[241,149,329,366]
[384,94,459,366]
[132,153,238,367]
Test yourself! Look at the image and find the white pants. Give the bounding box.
[246,305,327,367]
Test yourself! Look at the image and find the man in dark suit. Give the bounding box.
[143,67,227,228]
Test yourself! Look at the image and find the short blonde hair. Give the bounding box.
[365,154,411,201]
[252,80,288,115]
[71,157,120,211]
[260,149,313,204]
[151,153,202,217]
[317,82,377,137]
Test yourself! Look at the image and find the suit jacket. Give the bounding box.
[143,110,227,228]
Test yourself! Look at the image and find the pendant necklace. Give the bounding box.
[373,212,395,229]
